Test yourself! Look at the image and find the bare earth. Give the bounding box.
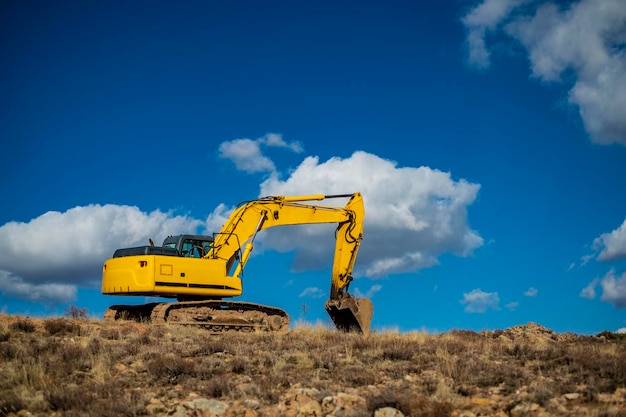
[1,314,624,417]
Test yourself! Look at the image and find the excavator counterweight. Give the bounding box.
[101,192,373,335]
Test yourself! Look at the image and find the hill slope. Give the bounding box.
[1,315,625,417]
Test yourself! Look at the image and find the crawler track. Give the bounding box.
[104,300,289,332]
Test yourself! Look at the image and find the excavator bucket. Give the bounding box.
[324,297,373,336]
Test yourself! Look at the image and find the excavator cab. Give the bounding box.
[162,235,214,258]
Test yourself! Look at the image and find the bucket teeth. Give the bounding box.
[324,297,373,336]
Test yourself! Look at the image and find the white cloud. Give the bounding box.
[257,151,483,277]
[579,254,595,267]
[354,284,383,299]
[461,0,530,68]
[0,204,202,302]
[299,287,325,298]
[580,277,599,299]
[505,301,519,311]
[218,138,276,173]
[461,0,626,145]
[218,133,304,174]
[524,287,538,297]
[461,289,500,313]
[0,270,76,304]
[262,133,304,153]
[578,219,626,307]
[593,218,626,262]
[204,203,234,235]
[581,271,626,308]
[599,269,626,308]
[0,147,483,307]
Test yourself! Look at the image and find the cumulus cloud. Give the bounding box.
[577,218,626,308]
[462,0,529,68]
[593,218,626,262]
[461,289,500,313]
[0,205,202,302]
[524,287,538,297]
[599,269,626,308]
[580,277,599,299]
[461,0,626,145]
[581,270,626,308]
[505,301,519,311]
[218,133,304,174]
[0,270,76,305]
[1,144,483,306]
[299,287,325,298]
[354,284,383,299]
[263,133,304,153]
[256,151,483,278]
[204,203,235,235]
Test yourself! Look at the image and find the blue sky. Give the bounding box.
[1,0,625,334]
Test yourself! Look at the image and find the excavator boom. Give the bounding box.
[207,192,371,334]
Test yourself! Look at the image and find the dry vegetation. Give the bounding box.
[1,312,625,417]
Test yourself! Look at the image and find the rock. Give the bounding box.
[502,322,557,344]
[278,388,323,417]
[508,402,542,417]
[510,402,536,417]
[243,399,261,410]
[146,398,165,414]
[321,393,367,417]
[112,362,127,373]
[563,393,580,400]
[173,405,187,417]
[297,400,323,417]
[182,398,228,415]
[374,407,404,417]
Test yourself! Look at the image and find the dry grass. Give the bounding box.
[0,315,625,417]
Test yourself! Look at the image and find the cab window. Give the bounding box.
[182,239,212,257]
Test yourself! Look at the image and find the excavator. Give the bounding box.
[101,192,373,335]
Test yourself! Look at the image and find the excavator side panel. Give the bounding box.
[102,256,243,298]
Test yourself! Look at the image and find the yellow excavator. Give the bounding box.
[101,192,373,335]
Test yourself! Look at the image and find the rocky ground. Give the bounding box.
[1,314,625,417]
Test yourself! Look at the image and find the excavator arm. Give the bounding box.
[207,192,373,334]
